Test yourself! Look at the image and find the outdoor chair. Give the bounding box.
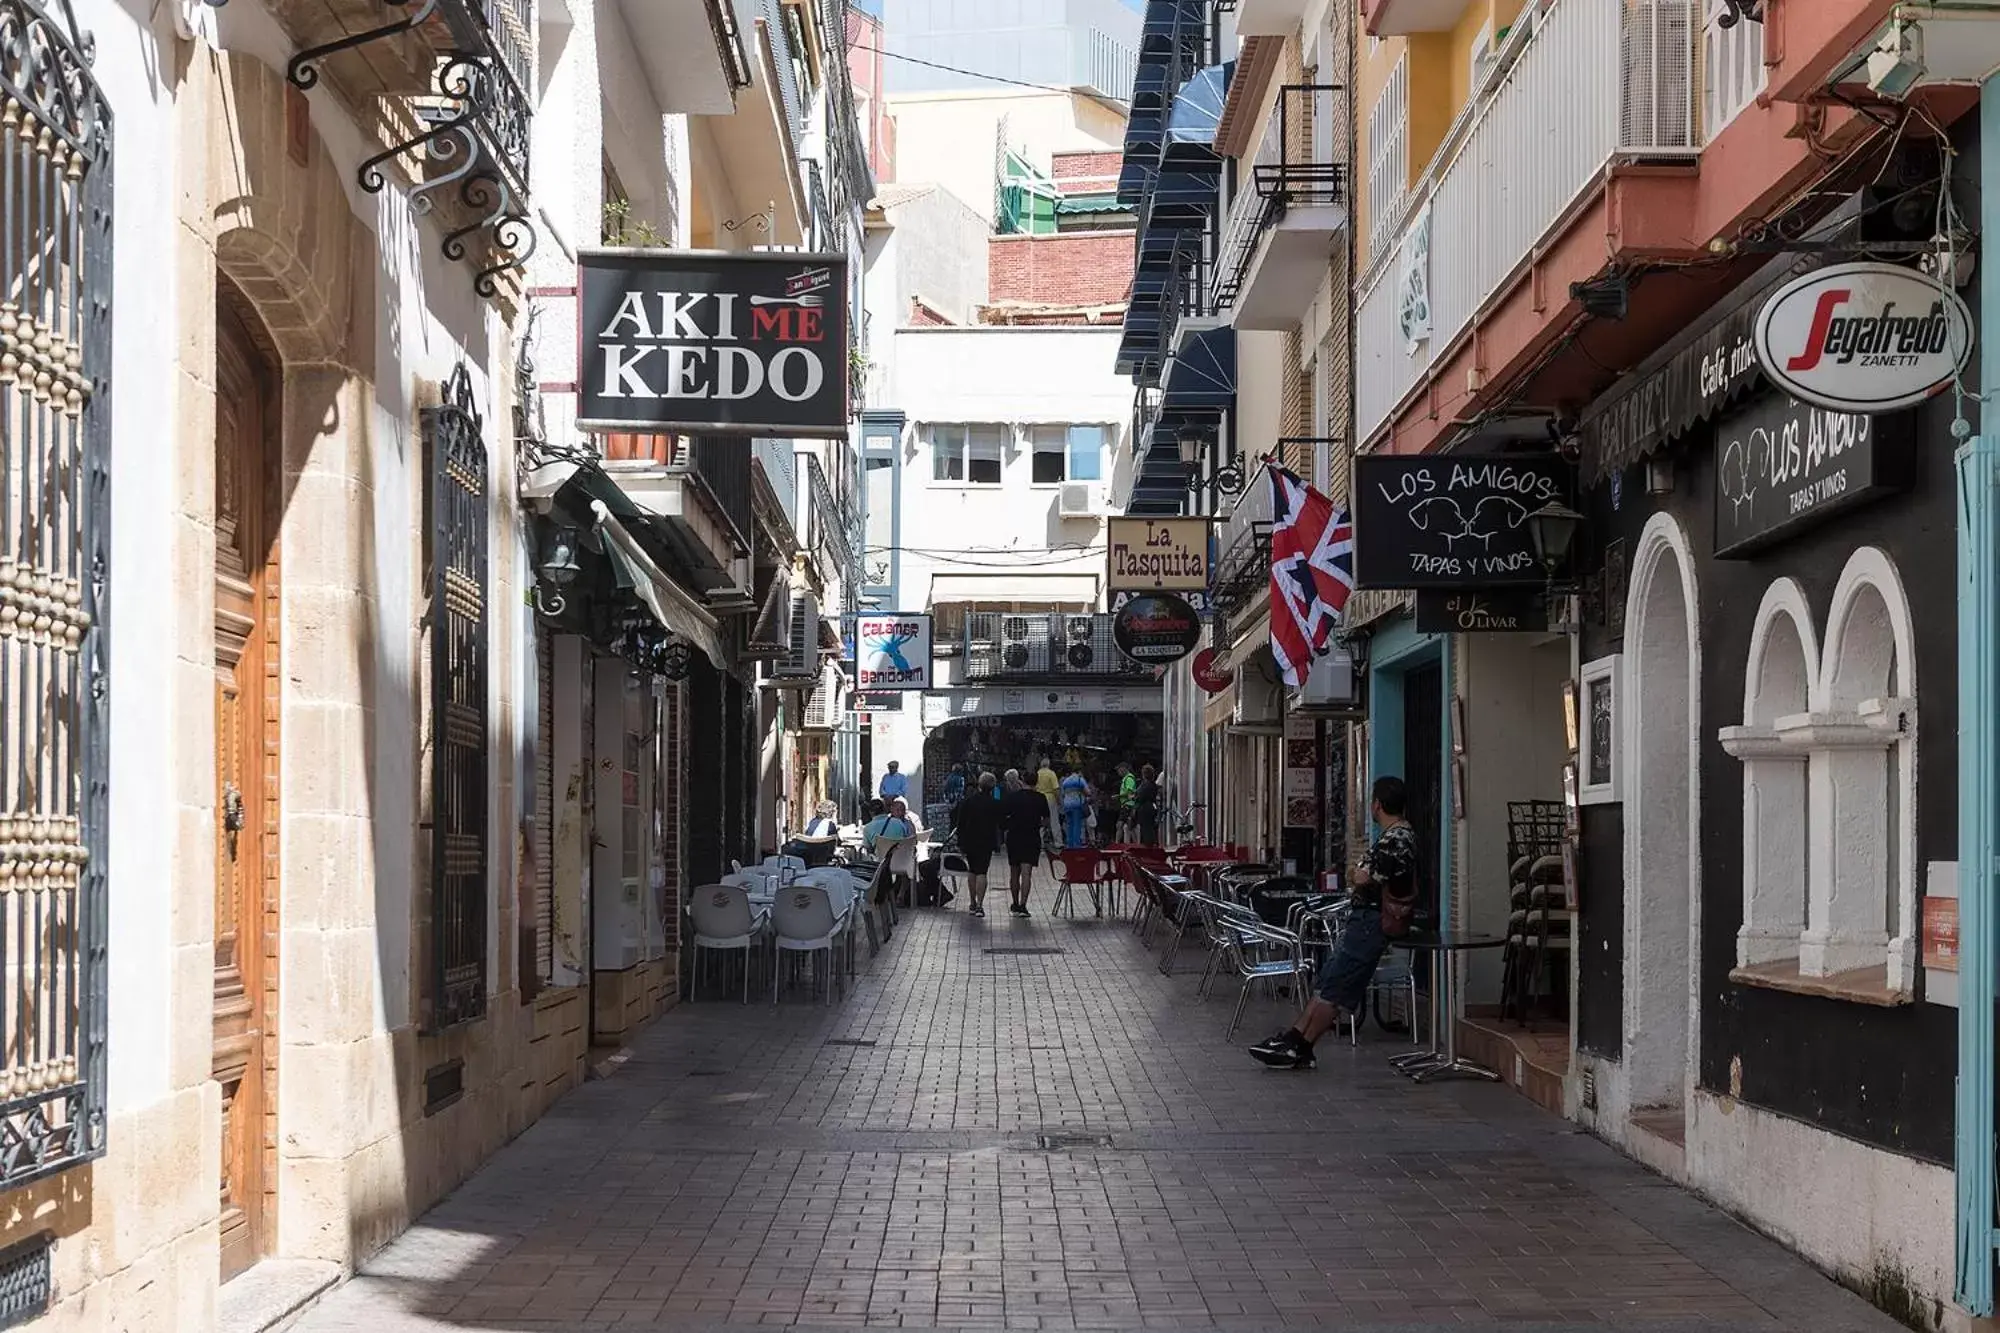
[687,883,768,1004]
[1048,848,1111,919]
[796,867,862,975]
[1216,915,1313,1041]
[1194,894,1265,1000]
[1151,874,1204,975]
[771,884,851,1005]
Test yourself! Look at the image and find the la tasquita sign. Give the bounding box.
[1753,261,1972,414]
[1106,517,1210,592]
[576,249,850,437]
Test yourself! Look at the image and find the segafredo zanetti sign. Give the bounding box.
[577,249,850,437]
[1751,261,1972,414]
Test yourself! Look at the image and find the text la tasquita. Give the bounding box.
[594,291,831,402]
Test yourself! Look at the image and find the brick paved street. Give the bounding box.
[295,898,1905,1332]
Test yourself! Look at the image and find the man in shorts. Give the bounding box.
[999,770,1052,917]
[1250,776,1417,1070]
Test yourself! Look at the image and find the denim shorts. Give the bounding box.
[1314,906,1388,1012]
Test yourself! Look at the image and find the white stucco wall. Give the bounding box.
[885,89,1125,224]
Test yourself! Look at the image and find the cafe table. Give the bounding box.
[1388,930,1508,1083]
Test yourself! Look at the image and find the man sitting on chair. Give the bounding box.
[863,798,921,908]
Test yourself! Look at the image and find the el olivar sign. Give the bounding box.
[1106,517,1210,593]
[576,249,851,437]
[1713,393,1909,557]
[1353,454,1570,588]
[1752,261,1972,414]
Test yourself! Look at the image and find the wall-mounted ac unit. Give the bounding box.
[803,661,842,730]
[999,613,1052,674]
[1057,482,1098,518]
[1296,646,1362,714]
[1234,666,1282,727]
[770,592,820,683]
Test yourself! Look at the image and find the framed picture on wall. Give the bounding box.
[1562,763,1580,836]
[1561,678,1579,755]
[1450,695,1467,755]
[1562,836,1579,910]
[1578,654,1621,804]
[1450,756,1466,821]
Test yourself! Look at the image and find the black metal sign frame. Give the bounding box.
[1352,454,1571,589]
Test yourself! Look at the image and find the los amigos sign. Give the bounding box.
[577,249,850,437]
[1752,261,1972,414]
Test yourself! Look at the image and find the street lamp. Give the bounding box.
[1526,500,1583,581]
[534,524,583,616]
[1176,424,1206,465]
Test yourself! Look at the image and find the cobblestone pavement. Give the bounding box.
[295,893,1904,1333]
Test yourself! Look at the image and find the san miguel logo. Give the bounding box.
[576,250,850,437]
[1753,261,1972,414]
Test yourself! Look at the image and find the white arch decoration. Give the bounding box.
[1820,545,1916,710]
[1725,578,1818,967]
[1621,511,1702,1114]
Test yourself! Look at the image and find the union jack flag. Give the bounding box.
[1268,465,1355,688]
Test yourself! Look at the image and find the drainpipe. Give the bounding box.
[1954,73,2000,1318]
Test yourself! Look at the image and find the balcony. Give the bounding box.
[1363,0,1473,36]
[964,614,1153,683]
[751,436,800,546]
[276,0,537,296]
[805,454,860,586]
[701,0,811,244]
[1236,0,1310,38]
[1215,84,1346,330]
[1354,0,1699,447]
[598,434,756,605]
[619,0,749,115]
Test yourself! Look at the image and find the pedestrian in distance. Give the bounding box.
[878,760,909,803]
[1251,776,1420,1070]
[999,770,1050,917]
[949,772,1003,917]
[1134,763,1161,846]
[1058,764,1091,849]
[941,762,967,806]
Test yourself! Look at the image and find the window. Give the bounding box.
[1704,2,1767,137]
[930,424,1005,484]
[1029,425,1106,484]
[1366,53,1410,258]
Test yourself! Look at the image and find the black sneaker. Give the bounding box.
[1010,903,1030,917]
[970,905,985,918]
[1250,1040,1316,1070]
[1250,1030,1300,1055]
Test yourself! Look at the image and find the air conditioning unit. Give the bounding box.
[1058,614,1099,673]
[803,661,842,730]
[1234,666,1282,727]
[770,592,820,684]
[1000,614,1051,674]
[1620,0,1696,152]
[1057,482,1098,518]
[1296,645,1362,714]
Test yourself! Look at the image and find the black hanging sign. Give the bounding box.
[1112,593,1202,664]
[576,249,851,437]
[1713,392,1910,557]
[1352,454,1571,589]
[1413,589,1551,633]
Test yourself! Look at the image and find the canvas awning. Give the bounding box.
[1217,610,1272,675]
[591,500,728,667]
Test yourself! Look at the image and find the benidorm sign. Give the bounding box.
[1752,261,1972,414]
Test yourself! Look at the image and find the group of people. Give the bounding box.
[938,757,1163,849]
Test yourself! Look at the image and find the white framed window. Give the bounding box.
[930,424,1005,484]
[1365,52,1410,257]
[1703,0,1767,137]
[1029,425,1106,484]
[1468,19,1495,95]
[1579,654,1621,805]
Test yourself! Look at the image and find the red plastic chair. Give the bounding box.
[1048,848,1109,918]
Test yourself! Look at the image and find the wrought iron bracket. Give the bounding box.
[284,0,537,298]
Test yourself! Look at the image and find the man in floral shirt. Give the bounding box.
[1251,776,1417,1070]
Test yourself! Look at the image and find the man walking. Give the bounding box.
[878,760,909,803]
[999,770,1051,917]
[1251,776,1418,1070]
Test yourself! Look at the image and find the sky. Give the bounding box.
[850,0,1144,12]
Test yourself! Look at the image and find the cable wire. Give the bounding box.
[847,42,1086,96]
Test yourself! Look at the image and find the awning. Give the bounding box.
[929,572,1099,607]
[744,567,792,658]
[1217,610,1272,675]
[590,500,728,667]
[1167,63,1232,149]
[1160,324,1235,412]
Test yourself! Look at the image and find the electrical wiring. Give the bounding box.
[847,42,1082,96]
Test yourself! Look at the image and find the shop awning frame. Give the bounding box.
[590,500,728,667]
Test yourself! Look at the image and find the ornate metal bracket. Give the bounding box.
[1715,0,1763,29]
[284,0,537,298]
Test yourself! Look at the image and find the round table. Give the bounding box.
[1388,931,1509,1082]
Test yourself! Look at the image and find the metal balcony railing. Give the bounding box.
[1214,84,1345,310]
[965,614,1153,682]
[284,0,537,296]
[806,454,856,577]
[1354,0,1700,444]
[752,436,799,539]
[679,437,755,549]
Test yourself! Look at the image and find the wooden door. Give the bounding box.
[214,292,277,1281]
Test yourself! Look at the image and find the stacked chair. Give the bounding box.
[1500,800,1569,1021]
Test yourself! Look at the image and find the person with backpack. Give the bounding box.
[1250,775,1419,1070]
[1057,764,1091,849]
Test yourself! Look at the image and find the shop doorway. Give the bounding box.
[1402,662,1444,921]
[213,286,280,1280]
[1625,515,1700,1141]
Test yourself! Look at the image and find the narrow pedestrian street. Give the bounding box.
[293,902,1901,1333]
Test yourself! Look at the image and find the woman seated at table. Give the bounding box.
[785,801,843,867]
[863,798,922,906]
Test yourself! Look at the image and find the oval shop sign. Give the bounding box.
[1112,593,1202,665]
[1752,261,1972,414]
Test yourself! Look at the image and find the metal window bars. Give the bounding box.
[0,0,112,1189]
[422,366,490,1031]
[286,0,538,298]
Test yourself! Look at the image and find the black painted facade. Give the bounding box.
[1572,125,1976,1166]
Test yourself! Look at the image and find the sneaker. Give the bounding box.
[970,905,985,918]
[1250,1040,1316,1071]
[1250,1029,1300,1055]
[1010,903,1030,917]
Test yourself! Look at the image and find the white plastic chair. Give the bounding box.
[687,883,766,1004]
[771,884,851,1004]
[795,867,861,974]
[762,854,806,885]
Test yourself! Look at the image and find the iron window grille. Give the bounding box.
[0,0,112,1190]
[423,367,490,1031]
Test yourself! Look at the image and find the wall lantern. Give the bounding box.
[1646,457,1675,496]
[1527,500,1584,583]
[534,524,583,617]
[1176,424,1207,465]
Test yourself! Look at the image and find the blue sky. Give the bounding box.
[851,0,1143,12]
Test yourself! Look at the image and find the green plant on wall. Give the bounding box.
[603,198,671,248]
